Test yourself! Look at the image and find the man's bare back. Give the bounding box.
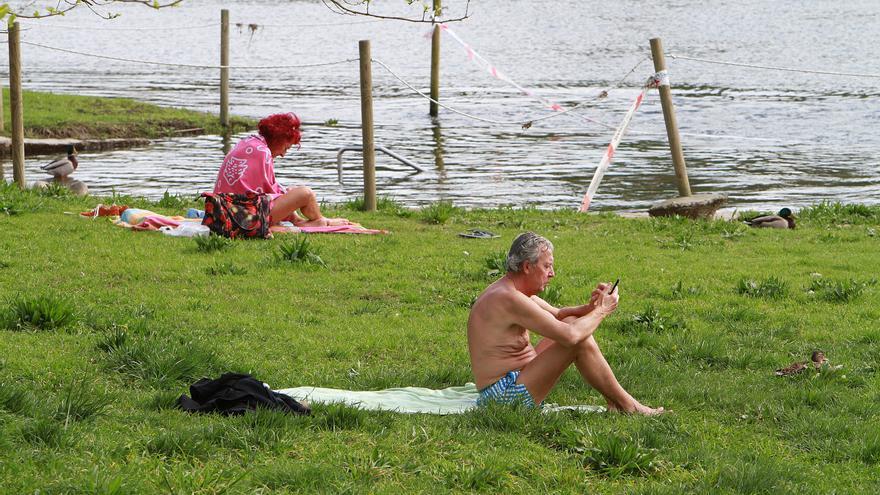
[468,277,540,389]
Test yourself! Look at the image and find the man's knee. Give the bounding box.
[576,335,600,355]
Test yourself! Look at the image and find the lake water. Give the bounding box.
[3,0,879,211]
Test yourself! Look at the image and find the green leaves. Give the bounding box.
[275,237,327,267]
[6,294,77,331]
[194,234,233,253]
[735,276,788,299]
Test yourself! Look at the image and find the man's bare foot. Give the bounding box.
[631,403,665,416]
[606,400,665,416]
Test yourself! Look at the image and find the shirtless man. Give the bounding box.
[467,232,663,415]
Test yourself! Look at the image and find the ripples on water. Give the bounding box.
[5,0,880,210]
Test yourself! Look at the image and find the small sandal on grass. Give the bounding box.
[458,229,500,239]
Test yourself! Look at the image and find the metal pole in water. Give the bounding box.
[220,9,230,128]
[429,0,442,117]
[8,22,25,188]
[359,40,377,212]
[650,37,691,197]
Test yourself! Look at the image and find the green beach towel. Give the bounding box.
[276,383,605,415]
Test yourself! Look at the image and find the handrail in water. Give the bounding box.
[336,146,425,184]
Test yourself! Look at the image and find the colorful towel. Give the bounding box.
[80,204,129,218]
[112,208,199,231]
[276,383,605,415]
[91,205,387,235]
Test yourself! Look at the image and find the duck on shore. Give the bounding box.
[32,145,88,195]
[745,207,796,229]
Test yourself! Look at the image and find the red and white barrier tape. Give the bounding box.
[429,24,656,130]
[426,24,664,211]
[435,24,564,111]
[579,73,664,212]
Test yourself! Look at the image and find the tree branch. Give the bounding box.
[321,0,470,23]
[2,0,184,21]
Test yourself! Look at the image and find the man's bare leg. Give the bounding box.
[571,336,663,415]
[519,336,663,415]
[516,341,578,405]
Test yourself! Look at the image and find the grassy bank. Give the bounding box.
[1,89,254,139]
[1,186,879,493]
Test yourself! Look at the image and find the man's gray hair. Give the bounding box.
[506,232,553,273]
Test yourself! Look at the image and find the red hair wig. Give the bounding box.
[258,112,302,149]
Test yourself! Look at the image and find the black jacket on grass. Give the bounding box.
[178,372,310,416]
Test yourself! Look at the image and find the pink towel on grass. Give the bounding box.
[300,225,387,235]
[271,224,387,235]
[122,217,387,235]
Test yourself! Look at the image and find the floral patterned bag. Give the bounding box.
[200,192,272,239]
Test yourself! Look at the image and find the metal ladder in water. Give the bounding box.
[336,146,425,185]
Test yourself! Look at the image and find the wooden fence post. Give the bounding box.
[8,22,25,188]
[358,40,377,212]
[0,84,5,133]
[220,9,230,127]
[650,37,691,197]
[429,0,441,117]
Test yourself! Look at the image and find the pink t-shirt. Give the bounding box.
[213,134,286,200]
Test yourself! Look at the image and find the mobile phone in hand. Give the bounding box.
[609,278,620,294]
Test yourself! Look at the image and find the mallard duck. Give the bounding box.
[775,350,830,376]
[745,207,795,229]
[40,145,78,178]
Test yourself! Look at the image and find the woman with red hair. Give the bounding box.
[212,112,349,226]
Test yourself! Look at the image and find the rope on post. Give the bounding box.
[668,54,880,79]
[651,37,691,197]
[16,40,358,69]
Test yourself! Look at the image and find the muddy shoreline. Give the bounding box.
[0,136,190,156]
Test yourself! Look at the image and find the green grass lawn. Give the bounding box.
[1,186,879,493]
[1,89,254,139]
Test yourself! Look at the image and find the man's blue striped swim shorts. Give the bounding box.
[476,371,538,408]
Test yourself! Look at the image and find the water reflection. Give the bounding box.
[221,130,233,156]
[431,120,445,177]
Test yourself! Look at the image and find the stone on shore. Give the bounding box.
[32,178,89,196]
[648,193,728,220]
